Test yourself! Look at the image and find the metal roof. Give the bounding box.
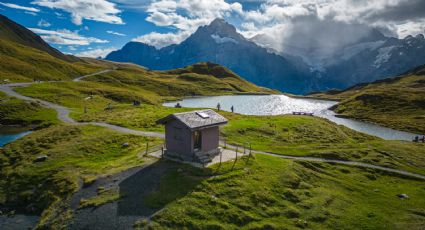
[156,109,228,130]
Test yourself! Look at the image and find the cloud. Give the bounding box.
[29,28,109,45]
[234,0,425,57]
[133,31,191,48]
[75,47,116,58]
[37,19,51,27]
[107,30,126,36]
[25,11,38,16]
[136,0,243,48]
[31,0,124,25]
[0,2,39,12]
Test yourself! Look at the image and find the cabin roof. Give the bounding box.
[156,109,228,130]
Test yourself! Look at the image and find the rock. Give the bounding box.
[122,142,129,148]
[177,168,183,173]
[397,194,409,199]
[34,155,48,162]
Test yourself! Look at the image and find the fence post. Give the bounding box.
[161,146,164,158]
[232,146,238,170]
[145,142,149,156]
[249,143,252,159]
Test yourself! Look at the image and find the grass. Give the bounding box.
[0,124,162,229]
[310,72,425,133]
[0,91,58,127]
[221,114,425,175]
[0,39,113,83]
[78,187,120,209]
[135,154,425,229]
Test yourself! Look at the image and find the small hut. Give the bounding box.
[156,109,228,164]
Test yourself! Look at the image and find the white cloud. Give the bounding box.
[37,19,51,27]
[25,11,38,16]
[29,28,109,45]
[136,0,244,48]
[31,0,124,25]
[0,2,39,12]
[133,31,191,48]
[107,30,126,36]
[75,47,116,58]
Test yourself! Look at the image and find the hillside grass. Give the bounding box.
[310,74,425,133]
[0,91,58,127]
[0,39,114,83]
[136,154,425,229]
[221,114,425,175]
[0,125,162,228]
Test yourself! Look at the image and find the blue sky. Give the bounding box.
[0,0,424,58]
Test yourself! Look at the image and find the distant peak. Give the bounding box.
[210,18,227,25]
[415,34,424,40]
[198,18,241,39]
[404,35,414,40]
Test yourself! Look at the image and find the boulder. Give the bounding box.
[34,155,48,162]
[397,194,409,199]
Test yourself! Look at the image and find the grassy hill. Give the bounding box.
[0,39,115,83]
[310,66,425,133]
[0,14,76,62]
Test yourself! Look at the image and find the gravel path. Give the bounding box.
[72,69,113,82]
[1,70,424,181]
[222,143,425,180]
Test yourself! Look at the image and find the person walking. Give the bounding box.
[217,103,221,111]
[231,105,234,113]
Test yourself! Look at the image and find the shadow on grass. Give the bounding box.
[118,159,208,217]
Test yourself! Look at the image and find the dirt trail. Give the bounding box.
[1,70,424,180]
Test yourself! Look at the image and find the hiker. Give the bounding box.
[175,103,182,108]
[421,136,425,143]
[414,136,419,142]
[217,103,221,111]
[231,105,234,113]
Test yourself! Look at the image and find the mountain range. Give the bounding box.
[106,18,425,95]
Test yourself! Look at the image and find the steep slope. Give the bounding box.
[0,39,112,82]
[106,19,312,94]
[311,65,425,133]
[0,14,77,62]
[0,14,117,82]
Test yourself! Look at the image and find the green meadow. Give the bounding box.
[311,73,425,134]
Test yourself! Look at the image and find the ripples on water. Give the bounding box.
[163,95,417,141]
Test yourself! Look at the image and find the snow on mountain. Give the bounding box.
[211,34,238,44]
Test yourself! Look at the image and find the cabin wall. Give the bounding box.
[165,120,192,155]
[201,126,219,152]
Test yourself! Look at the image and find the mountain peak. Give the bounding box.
[201,18,239,38]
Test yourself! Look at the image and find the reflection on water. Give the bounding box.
[163,95,417,141]
[0,126,32,147]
